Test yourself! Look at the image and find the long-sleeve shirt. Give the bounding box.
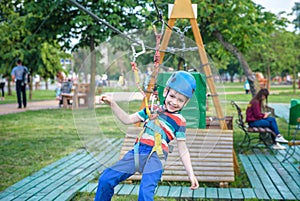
[246,100,264,122]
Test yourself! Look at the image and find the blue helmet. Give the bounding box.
[166,71,196,98]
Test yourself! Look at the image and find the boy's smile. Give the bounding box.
[164,88,188,112]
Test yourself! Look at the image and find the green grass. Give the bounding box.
[0,89,55,104]
[0,84,299,200]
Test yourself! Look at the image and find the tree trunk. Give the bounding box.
[267,63,270,92]
[8,77,12,96]
[29,76,33,100]
[45,79,48,90]
[213,31,257,96]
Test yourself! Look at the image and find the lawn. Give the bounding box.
[0,83,299,200]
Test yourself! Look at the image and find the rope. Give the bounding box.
[67,0,177,52]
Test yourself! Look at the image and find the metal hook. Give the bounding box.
[152,18,165,36]
[131,40,146,62]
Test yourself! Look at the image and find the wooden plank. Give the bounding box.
[131,185,139,195]
[265,154,300,200]
[205,187,218,199]
[255,153,296,200]
[155,185,170,197]
[218,188,231,199]
[168,186,182,197]
[230,188,244,199]
[193,188,205,198]
[0,138,123,201]
[121,127,234,183]
[238,154,269,199]
[13,152,94,200]
[79,183,97,193]
[180,186,193,198]
[0,150,88,200]
[248,154,282,200]
[53,140,123,201]
[117,184,135,195]
[242,188,256,199]
[114,184,123,195]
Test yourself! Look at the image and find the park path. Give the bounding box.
[0,90,292,122]
[0,100,59,115]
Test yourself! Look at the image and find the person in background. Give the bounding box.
[244,79,250,94]
[11,59,28,109]
[0,74,5,100]
[246,88,288,150]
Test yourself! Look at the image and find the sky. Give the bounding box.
[252,0,300,31]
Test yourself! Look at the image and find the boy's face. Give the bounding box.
[163,88,188,112]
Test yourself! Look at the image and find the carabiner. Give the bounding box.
[131,40,146,63]
[152,19,165,36]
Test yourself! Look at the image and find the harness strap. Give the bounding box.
[134,118,165,172]
[134,127,145,171]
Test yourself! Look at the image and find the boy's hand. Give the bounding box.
[189,175,199,190]
[99,95,112,105]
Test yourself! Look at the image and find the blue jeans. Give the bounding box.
[94,143,164,201]
[248,117,280,143]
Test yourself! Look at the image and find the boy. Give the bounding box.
[95,71,199,201]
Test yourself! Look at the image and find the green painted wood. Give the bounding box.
[38,154,95,191]
[79,183,97,193]
[256,153,296,200]
[193,188,205,198]
[0,150,88,201]
[242,188,256,199]
[180,186,193,198]
[265,154,300,200]
[155,185,170,197]
[117,184,135,195]
[218,188,231,199]
[239,154,269,199]
[205,188,218,199]
[0,139,123,201]
[248,154,282,200]
[168,186,181,197]
[230,188,244,199]
[131,185,139,195]
[114,184,123,194]
[50,140,124,201]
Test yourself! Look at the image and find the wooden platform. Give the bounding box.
[0,139,299,200]
[0,138,123,201]
[121,127,235,183]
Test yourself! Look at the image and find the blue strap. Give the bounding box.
[134,142,140,172]
[145,120,165,135]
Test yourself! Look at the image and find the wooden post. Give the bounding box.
[158,0,227,129]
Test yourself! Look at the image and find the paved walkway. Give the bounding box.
[0,100,59,115]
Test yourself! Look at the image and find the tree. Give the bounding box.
[58,0,151,107]
[0,0,69,97]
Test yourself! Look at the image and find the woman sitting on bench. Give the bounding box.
[246,88,288,150]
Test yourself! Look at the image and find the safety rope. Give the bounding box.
[132,21,165,172]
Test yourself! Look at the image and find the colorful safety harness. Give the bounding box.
[131,22,165,172]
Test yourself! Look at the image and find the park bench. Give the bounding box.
[61,83,90,108]
[231,101,275,152]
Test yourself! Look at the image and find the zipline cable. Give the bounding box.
[67,0,175,51]
[67,0,139,45]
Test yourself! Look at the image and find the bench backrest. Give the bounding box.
[77,83,90,93]
[231,101,247,131]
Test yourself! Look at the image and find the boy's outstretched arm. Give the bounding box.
[177,140,199,190]
[100,95,141,125]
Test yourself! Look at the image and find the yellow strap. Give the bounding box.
[150,119,163,157]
